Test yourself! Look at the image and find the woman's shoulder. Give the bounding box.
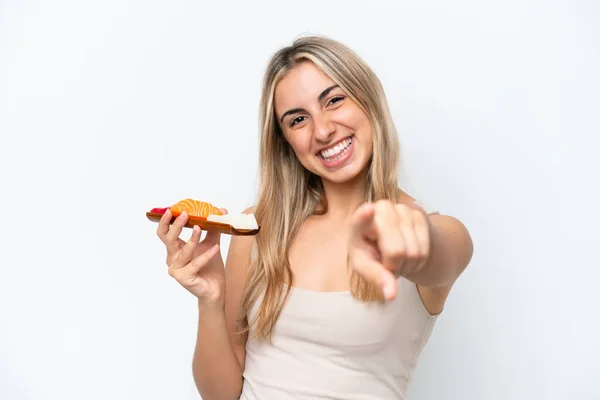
[242,205,256,214]
[397,190,440,215]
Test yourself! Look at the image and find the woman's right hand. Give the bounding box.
[156,209,227,305]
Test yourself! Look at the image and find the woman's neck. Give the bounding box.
[320,169,369,221]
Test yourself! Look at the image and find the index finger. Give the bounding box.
[350,202,376,241]
[350,250,397,301]
[156,208,173,242]
[165,211,189,244]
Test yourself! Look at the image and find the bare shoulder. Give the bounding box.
[223,205,256,370]
[398,190,439,215]
[242,205,256,214]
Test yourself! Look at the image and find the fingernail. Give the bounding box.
[383,284,394,299]
[210,244,219,253]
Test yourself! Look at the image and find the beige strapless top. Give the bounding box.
[240,201,440,400]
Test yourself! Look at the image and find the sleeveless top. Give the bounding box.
[239,201,440,400]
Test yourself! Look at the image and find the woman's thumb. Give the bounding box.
[204,208,227,244]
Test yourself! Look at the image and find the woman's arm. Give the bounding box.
[224,229,254,371]
[404,213,473,288]
[405,213,473,315]
[191,208,254,400]
[192,302,244,400]
[347,200,473,307]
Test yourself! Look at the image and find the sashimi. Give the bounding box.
[170,199,222,218]
[147,198,258,232]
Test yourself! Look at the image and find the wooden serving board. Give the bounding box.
[146,212,260,236]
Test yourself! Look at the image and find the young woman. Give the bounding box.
[157,35,474,400]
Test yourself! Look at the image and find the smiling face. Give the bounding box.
[274,61,374,184]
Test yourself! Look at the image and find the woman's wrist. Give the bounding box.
[198,297,225,315]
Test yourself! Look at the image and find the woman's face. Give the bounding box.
[274,62,373,184]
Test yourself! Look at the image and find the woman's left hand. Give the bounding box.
[347,200,432,301]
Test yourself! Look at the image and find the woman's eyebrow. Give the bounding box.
[279,85,341,123]
[317,84,340,102]
[280,107,304,123]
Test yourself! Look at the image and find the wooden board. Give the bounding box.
[146,212,260,236]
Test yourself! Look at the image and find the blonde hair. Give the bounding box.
[238,35,401,340]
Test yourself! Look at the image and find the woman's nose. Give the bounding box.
[313,114,335,142]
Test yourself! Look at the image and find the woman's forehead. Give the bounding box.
[274,63,337,111]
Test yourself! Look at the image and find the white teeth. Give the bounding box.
[319,137,352,161]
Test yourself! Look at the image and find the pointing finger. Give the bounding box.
[350,202,376,241]
[373,202,405,273]
[349,249,397,301]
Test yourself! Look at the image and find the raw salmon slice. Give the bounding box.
[170,199,223,218]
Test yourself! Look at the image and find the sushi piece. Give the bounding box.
[146,198,260,236]
[170,199,223,218]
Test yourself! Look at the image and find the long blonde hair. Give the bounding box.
[238,35,401,340]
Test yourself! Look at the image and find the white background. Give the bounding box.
[1,1,599,399]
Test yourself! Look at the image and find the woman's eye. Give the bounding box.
[327,96,345,106]
[290,116,306,127]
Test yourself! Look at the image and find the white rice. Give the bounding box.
[207,213,259,230]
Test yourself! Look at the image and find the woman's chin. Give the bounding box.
[315,160,368,185]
